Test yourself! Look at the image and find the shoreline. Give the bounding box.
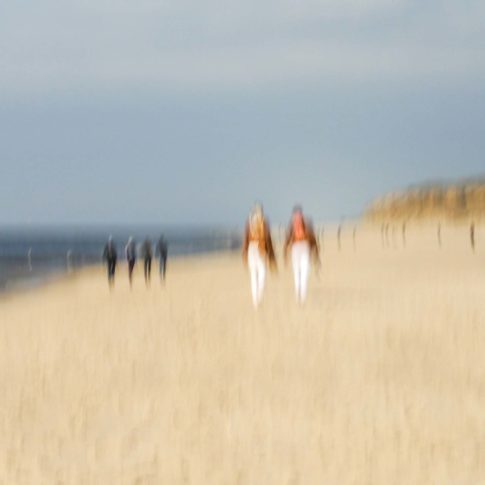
[0,248,241,302]
[0,225,242,298]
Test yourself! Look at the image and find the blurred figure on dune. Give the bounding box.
[156,235,168,281]
[284,206,320,304]
[141,238,153,284]
[242,203,276,307]
[102,235,117,288]
[125,236,137,286]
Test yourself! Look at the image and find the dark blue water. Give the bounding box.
[0,226,241,291]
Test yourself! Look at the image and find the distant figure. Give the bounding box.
[66,249,73,273]
[125,236,136,286]
[385,223,390,248]
[156,235,168,280]
[141,238,153,283]
[284,206,320,304]
[437,223,442,248]
[470,222,475,252]
[402,222,407,248]
[102,236,117,287]
[337,224,342,251]
[242,204,276,307]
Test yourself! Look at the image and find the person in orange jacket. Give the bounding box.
[242,204,276,307]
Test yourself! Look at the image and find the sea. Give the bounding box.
[0,225,241,292]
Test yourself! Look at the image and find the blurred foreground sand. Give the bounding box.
[1,225,485,484]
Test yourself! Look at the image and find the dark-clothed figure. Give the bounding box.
[102,236,117,287]
[156,235,168,280]
[141,238,153,283]
[125,236,136,286]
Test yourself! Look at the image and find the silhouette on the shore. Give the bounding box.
[125,236,136,286]
[156,235,168,281]
[102,236,117,288]
[141,238,153,284]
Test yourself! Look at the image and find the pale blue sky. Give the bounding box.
[1,0,484,225]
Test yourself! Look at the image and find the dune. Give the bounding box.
[1,224,484,484]
[364,178,485,222]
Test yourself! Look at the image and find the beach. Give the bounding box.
[1,224,484,484]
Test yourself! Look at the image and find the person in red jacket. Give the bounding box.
[284,205,320,303]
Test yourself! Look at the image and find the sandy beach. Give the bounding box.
[1,224,484,484]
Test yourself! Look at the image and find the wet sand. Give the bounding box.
[1,225,484,484]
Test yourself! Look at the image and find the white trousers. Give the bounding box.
[248,242,266,307]
[291,241,310,302]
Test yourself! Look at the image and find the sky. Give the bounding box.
[1,0,484,225]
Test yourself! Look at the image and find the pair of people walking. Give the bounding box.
[242,204,319,307]
[102,235,168,287]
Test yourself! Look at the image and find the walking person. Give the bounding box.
[125,236,137,286]
[284,206,320,304]
[156,235,168,281]
[242,204,276,307]
[102,235,117,288]
[141,238,153,284]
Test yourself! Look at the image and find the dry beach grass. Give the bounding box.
[1,224,484,484]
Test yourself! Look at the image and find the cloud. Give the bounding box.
[0,0,484,98]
